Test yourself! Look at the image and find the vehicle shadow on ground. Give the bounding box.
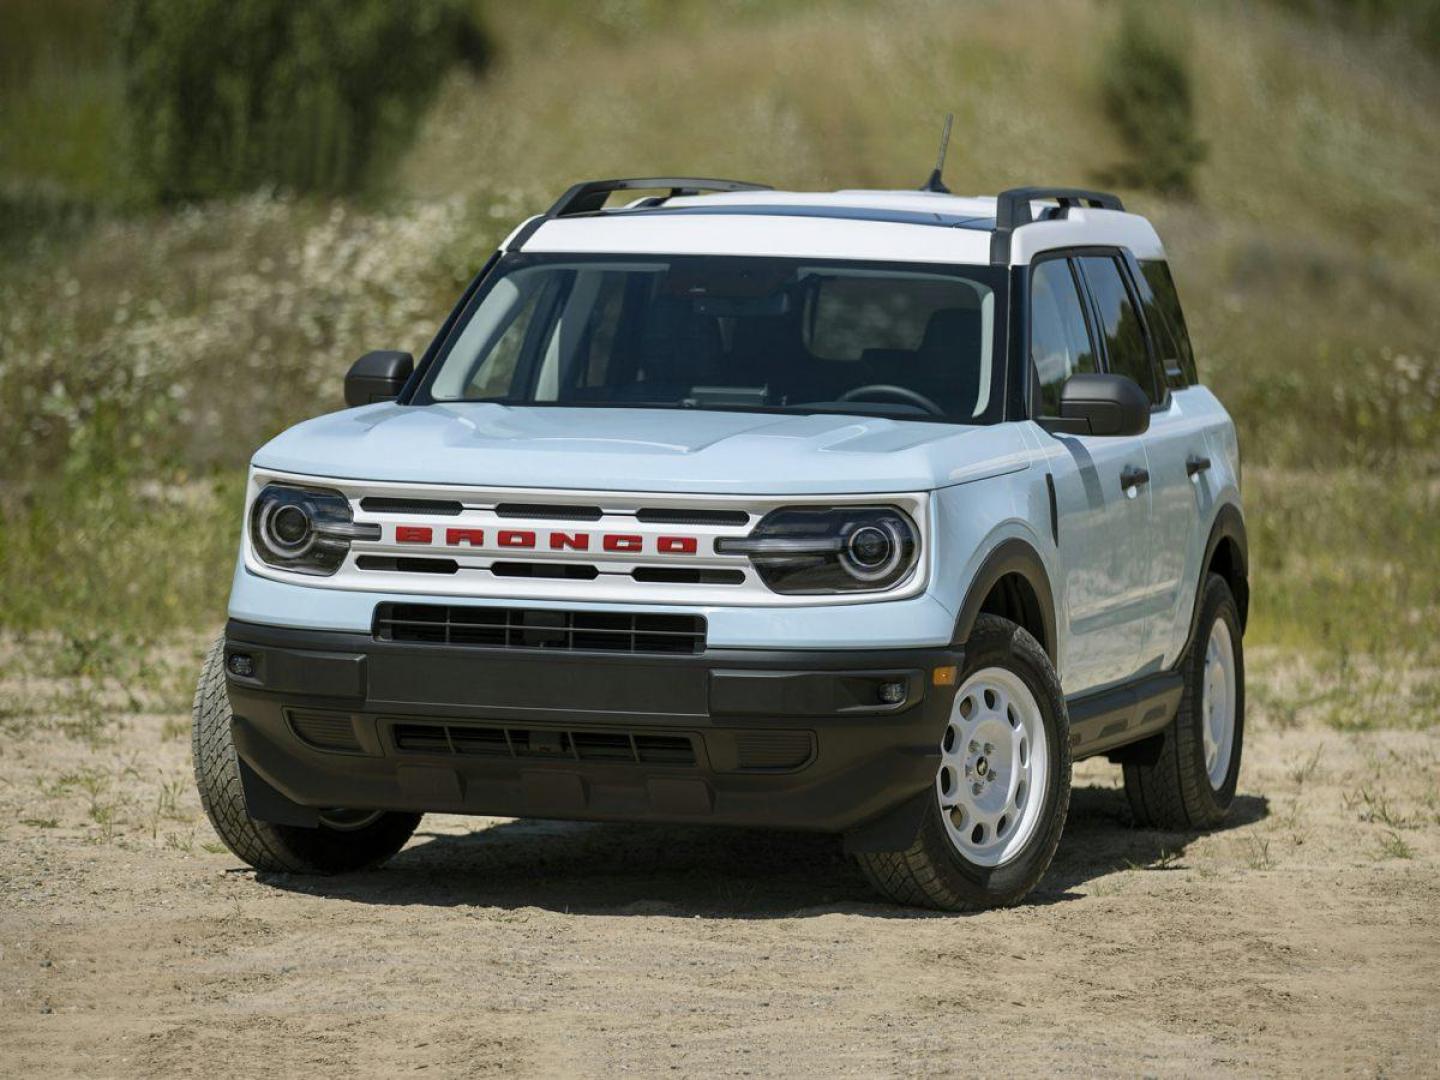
[254,785,1269,918]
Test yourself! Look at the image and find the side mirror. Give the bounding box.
[1045,372,1150,437]
[344,350,414,407]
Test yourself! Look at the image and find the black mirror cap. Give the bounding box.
[1053,372,1150,437]
[344,350,414,407]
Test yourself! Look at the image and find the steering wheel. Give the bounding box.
[838,384,946,417]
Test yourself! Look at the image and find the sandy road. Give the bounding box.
[1,645,1438,1077]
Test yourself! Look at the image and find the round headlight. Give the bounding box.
[250,483,379,577]
[715,504,919,595]
[848,525,893,567]
[270,504,311,547]
[841,519,904,582]
[258,498,316,557]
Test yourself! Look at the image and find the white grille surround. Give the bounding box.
[243,468,931,607]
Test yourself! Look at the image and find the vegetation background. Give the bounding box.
[0,0,1437,726]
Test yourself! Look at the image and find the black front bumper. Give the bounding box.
[223,619,961,848]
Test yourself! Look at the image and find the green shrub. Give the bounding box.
[1098,5,1207,196]
[119,0,488,201]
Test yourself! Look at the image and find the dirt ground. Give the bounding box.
[1,641,1437,1078]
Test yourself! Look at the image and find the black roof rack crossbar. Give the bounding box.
[994,186,1124,230]
[989,186,1125,264]
[545,177,773,218]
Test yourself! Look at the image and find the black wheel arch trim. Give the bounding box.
[952,538,1058,661]
[1184,503,1249,655]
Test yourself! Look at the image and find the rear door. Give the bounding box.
[1130,257,1212,668]
[1028,254,1154,694]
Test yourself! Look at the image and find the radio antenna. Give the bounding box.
[920,113,954,194]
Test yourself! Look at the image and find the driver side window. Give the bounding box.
[1030,258,1097,416]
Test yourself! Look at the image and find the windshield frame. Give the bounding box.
[410,251,1012,425]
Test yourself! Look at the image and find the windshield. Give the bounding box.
[419,254,1007,423]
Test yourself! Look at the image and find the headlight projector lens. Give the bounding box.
[842,520,904,581]
[269,504,312,549]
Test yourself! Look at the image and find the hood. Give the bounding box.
[251,404,1031,494]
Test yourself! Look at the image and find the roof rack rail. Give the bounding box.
[545,177,773,218]
[994,186,1124,229]
[989,186,1125,264]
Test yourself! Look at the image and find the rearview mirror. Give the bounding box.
[1042,373,1150,437]
[345,350,414,407]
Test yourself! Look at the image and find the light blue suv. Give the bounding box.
[194,179,1248,910]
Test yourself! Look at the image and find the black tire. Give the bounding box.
[191,638,420,873]
[1123,574,1245,830]
[855,615,1072,911]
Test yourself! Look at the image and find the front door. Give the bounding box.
[1028,255,1155,695]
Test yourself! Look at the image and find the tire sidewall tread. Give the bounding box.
[190,637,419,874]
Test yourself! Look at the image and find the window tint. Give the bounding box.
[1077,255,1159,403]
[809,275,967,362]
[1139,260,1198,387]
[1029,259,1097,415]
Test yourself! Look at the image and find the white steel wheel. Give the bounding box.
[936,666,1050,868]
[1201,618,1237,790]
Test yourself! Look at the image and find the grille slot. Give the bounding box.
[495,502,603,521]
[360,497,464,516]
[374,603,706,654]
[287,709,362,752]
[735,731,816,771]
[356,556,460,574]
[637,507,751,526]
[632,566,745,585]
[391,722,696,766]
[490,561,599,580]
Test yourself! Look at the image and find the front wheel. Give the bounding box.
[191,638,421,873]
[1123,573,1245,829]
[856,615,1072,911]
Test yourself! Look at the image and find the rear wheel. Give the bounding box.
[1123,574,1245,829]
[856,615,1072,911]
[191,638,420,873]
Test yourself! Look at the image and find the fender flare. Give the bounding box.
[952,538,1058,661]
[1182,502,1250,656]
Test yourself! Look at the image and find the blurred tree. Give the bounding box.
[1275,0,1440,56]
[1097,4,1207,197]
[119,0,489,201]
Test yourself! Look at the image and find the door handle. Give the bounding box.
[1186,454,1212,477]
[1120,465,1150,491]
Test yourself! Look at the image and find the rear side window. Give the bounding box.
[1029,259,1097,415]
[1138,260,1198,387]
[1077,255,1160,404]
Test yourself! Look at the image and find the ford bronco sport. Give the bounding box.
[193,178,1248,910]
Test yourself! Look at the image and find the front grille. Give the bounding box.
[392,721,697,766]
[374,603,707,654]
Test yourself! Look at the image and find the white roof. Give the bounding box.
[510,188,1166,266]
